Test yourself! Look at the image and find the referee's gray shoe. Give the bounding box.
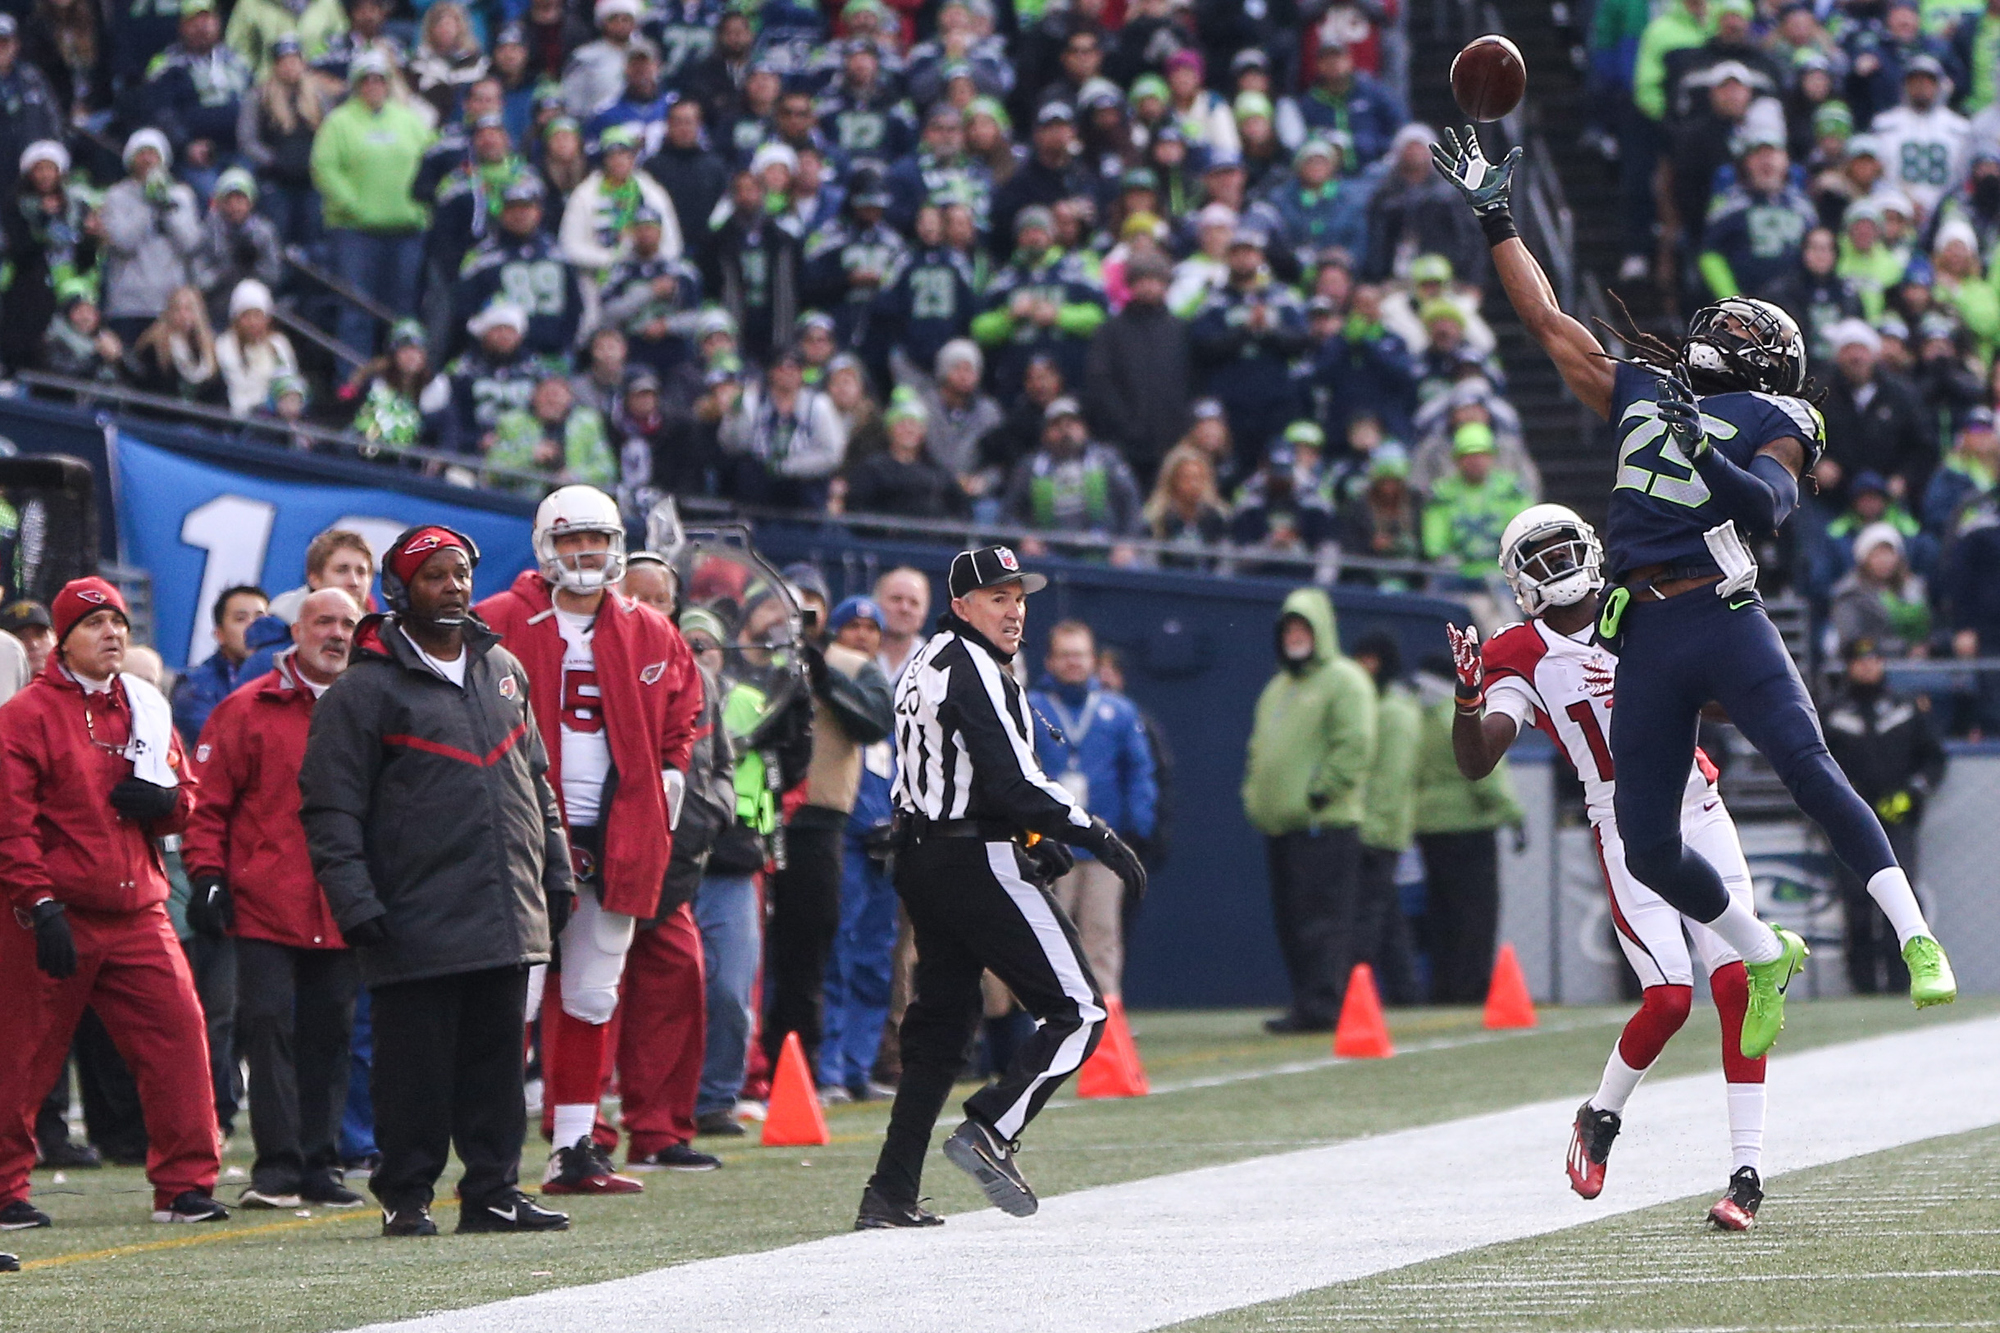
[943,1120,1037,1217]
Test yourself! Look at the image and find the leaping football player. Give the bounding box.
[1450,506,1771,1229]
[1431,127,1956,1060]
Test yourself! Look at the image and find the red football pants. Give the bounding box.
[0,903,220,1210]
[614,903,706,1155]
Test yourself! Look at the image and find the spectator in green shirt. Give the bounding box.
[488,373,614,496]
[1422,423,1533,581]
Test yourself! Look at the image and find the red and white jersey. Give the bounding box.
[553,606,612,826]
[1481,619,1716,827]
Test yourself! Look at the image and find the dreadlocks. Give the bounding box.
[1589,290,1825,407]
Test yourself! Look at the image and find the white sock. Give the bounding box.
[1865,866,1931,947]
[1727,1083,1766,1173]
[552,1103,595,1150]
[1707,896,1783,964]
[1589,1049,1647,1115]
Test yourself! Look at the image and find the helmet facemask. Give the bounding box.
[1680,299,1807,396]
[1503,523,1604,617]
[540,525,628,594]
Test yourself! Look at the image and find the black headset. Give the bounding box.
[378,524,483,614]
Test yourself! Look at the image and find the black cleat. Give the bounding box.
[0,1251,17,1271]
[0,1200,51,1230]
[1709,1166,1764,1231]
[854,1186,945,1230]
[37,1139,101,1170]
[152,1191,229,1224]
[301,1173,367,1209]
[627,1143,721,1172]
[1565,1102,1621,1200]
[1263,1013,1334,1035]
[942,1119,1037,1217]
[695,1110,746,1138]
[381,1204,438,1237]
[456,1189,569,1233]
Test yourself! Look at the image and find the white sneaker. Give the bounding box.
[237,1188,301,1210]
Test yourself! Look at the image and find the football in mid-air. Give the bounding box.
[1450,35,1526,122]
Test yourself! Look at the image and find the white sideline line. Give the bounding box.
[351,1015,2000,1333]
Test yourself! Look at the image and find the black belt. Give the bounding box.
[891,812,1022,845]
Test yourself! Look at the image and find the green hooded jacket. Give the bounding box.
[1360,679,1422,852]
[1412,693,1524,834]
[1242,588,1378,836]
[1633,0,1715,121]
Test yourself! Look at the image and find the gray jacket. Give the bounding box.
[300,613,573,987]
[100,176,205,320]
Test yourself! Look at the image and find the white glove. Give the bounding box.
[1704,521,1759,599]
[663,769,685,831]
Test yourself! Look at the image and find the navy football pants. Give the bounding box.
[1610,590,1897,923]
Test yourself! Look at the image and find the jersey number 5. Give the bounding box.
[1614,400,1735,509]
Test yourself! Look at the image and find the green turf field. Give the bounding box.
[5,997,1990,1333]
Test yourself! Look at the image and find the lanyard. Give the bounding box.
[1043,689,1102,761]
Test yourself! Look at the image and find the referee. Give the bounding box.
[856,546,1147,1229]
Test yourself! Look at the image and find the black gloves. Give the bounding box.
[109,778,180,824]
[31,901,77,980]
[342,914,390,949]
[547,889,575,939]
[1021,837,1075,887]
[1075,817,1148,901]
[186,875,234,940]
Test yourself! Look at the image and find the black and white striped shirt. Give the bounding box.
[891,621,1091,836]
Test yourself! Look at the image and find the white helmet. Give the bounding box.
[534,485,628,593]
[1499,504,1604,616]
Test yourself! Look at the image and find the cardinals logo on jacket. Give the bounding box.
[640,661,666,685]
[499,674,519,700]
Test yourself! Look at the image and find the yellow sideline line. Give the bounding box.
[15,1202,451,1271]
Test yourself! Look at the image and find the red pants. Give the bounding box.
[614,903,706,1156]
[0,903,220,1211]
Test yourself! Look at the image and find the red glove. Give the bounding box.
[1446,623,1484,712]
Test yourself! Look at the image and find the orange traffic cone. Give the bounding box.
[1077,996,1150,1098]
[760,1031,830,1146]
[1333,963,1395,1058]
[1483,943,1538,1030]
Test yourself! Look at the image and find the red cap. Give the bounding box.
[51,576,129,647]
[386,525,471,588]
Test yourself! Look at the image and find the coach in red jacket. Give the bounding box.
[184,588,366,1213]
[476,485,704,1188]
[0,579,225,1228]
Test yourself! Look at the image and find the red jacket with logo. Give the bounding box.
[183,652,347,950]
[476,571,702,919]
[0,658,196,914]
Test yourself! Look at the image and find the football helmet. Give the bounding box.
[534,485,628,593]
[1500,504,1604,616]
[1680,297,1807,397]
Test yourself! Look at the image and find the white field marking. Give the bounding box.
[1041,1009,1631,1107]
[1376,1270,2000,1288]
[349,1015,2000,1333]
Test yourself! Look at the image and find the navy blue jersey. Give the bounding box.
[1605,362,1825,579]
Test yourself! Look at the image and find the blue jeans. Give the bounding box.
[260,184,323,250]
[329,228,423,359]
[694,874,761,1118]
[338,988,377,1162]
[818,834,898,1090]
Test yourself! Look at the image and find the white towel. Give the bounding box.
[119,672,179,787]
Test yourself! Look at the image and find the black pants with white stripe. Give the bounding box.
[868,838,1106,1207]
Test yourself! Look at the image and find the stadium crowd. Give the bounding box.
[1584,0,2000,731]
[0,0,1560,582]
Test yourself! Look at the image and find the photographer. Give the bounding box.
[100,130,205,346]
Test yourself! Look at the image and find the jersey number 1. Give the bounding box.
[1565,701,1615,782]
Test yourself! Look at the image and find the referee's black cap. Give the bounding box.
[948,545,1048,599]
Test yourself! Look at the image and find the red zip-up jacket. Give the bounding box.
[182,651,347,950]
[476,570,702,919]
[0,656,195,914]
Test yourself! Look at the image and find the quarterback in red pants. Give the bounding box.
[479,485,702,1191]
[0,579,226,1228]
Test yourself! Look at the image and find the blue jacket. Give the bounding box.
[170,614,288,744]
[1028,676,1157,858]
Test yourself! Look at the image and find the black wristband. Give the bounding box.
[1479,207,1519,246]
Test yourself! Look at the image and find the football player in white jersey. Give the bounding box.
[1444,505,1772,1231]
[1869,54,1971,222]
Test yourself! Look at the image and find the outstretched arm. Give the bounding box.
[1432,127,1615,419]
[1445,624,1522,779]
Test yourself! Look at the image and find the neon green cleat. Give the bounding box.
[1902,935,1958,1009]
[1741,926,1808,1059]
